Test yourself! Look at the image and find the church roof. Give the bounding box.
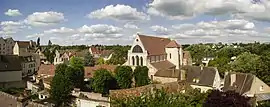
[166,40,181,48]
[138,34,171,55]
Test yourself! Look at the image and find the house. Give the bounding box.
[13,40,40,71]
[13,40,36,56]
[53,50,70,65]
[75,92,110,107]
[0,37,15,55]
[223,72,270,101]
[36,48,50,64]
[202,56,214,66]
[19,56,36,77]
[89,46,113,61]
[182,66,221,92]
[123,34,192,82]
[0,55,24,88]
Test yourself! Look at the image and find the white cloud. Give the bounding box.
[25,11,65,26]
[124,23,139,29]
[147,0,270,22]
[0,21,25,35]
[4,9,22,16]
[78,24,122,34]
[88,4,149,21]
[44,27,75,34]
[26,33,44,38]
[150,25,170,34]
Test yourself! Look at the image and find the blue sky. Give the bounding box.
[1,0,270,45]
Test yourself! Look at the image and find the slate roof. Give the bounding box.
[182,66,217,87]
[0,55,22,71]
[16,41,31,48]
[151,60,176,70]
[138,34,171,55]
[223,72,254,95]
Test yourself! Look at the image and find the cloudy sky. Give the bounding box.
[1,0,270,45]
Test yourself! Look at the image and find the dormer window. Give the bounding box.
[260,86,264,91]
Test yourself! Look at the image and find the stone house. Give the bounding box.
[123,34,192,82]
[0,55,24,88]
[223,72,270,102]
[19,56,36,77]
[0,37,15,55]
[89,46,113,61]
[53,50,70,65]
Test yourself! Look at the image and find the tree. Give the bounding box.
[208,57,231,77]
[230,52,261,74]
[84,51,95,66]
[69,57,85,88]
[50,73,73,106]
[37,37,40,47]
[43,48,55,64]
[48,40,52,46]
[204,90,251,107]
[92,68,114,95]
[97,57,105,65]
[111,88,209,107]
[133,66,150,87]
[107,46,129,65]
[55,63,68,75]
[65,66,84,88]
[115,66,133,89]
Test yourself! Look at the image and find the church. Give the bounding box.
[123,34,192,83]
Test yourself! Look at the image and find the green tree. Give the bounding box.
[230,52,261,74]
[43,48,55,64]
[48,40,52,46]
[107,46,129,65]
[133,66,150,87]
[111,88,209,107]
[97,57,105,65]
[115,66,133,89]
[92,68,114,95]
[50,73,73,106]
[69,56,85,88]
[55,63,68,75]
[208,57,231,77]
[84,51,95,66]
[37,37,40,47]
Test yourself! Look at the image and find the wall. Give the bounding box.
[165,48,181,69]
[76,98,109,107]
[22,61,36,77]
[0,70,22,82]
[13,43,19,55]
[190,85,213,93]
[212,68,221,89]
[153,76,178,84]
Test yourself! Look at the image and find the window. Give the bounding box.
[260,86,264,91]
[169,53,172,59]
[132,56,135,65]
[136,56,139,66]
[140,57,143,66]
[132,45,143,53]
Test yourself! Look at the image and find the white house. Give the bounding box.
[19,56,36,77]
[0,55,24,88]
[123,34,192,82]
[53,50,70,65]
[223,72,270,101]
[13,40,36,56]
[0,37,15,55]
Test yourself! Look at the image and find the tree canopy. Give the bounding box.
[134,66,150,87]
[84,51,95,66]
[92,68,114,95]
[115,66,133,89]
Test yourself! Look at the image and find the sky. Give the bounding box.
[1,0,270,45]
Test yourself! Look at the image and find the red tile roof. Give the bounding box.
[38,64,55,76]
[38,64,117,78]
[89,47,101,54]
[166,40,181,48]
[84,65,117,78]
[138,34,171,55]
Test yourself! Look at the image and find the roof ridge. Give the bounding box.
[138,34,170,40]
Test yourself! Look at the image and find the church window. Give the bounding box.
[170,53,172,59]
[136,56,139,66]
[132,56,135,65]
[132,45,143,53]
[140,57,143,66]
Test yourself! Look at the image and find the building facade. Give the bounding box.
[0,37,15,55]
[124,34,192,82]
[20,56,36,77]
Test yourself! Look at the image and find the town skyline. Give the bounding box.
[1,0,270,45]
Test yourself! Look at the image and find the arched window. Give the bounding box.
[136,56,139,66]
[132,56,135,65]
[132,45,143,53]
[140,57,143,66]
